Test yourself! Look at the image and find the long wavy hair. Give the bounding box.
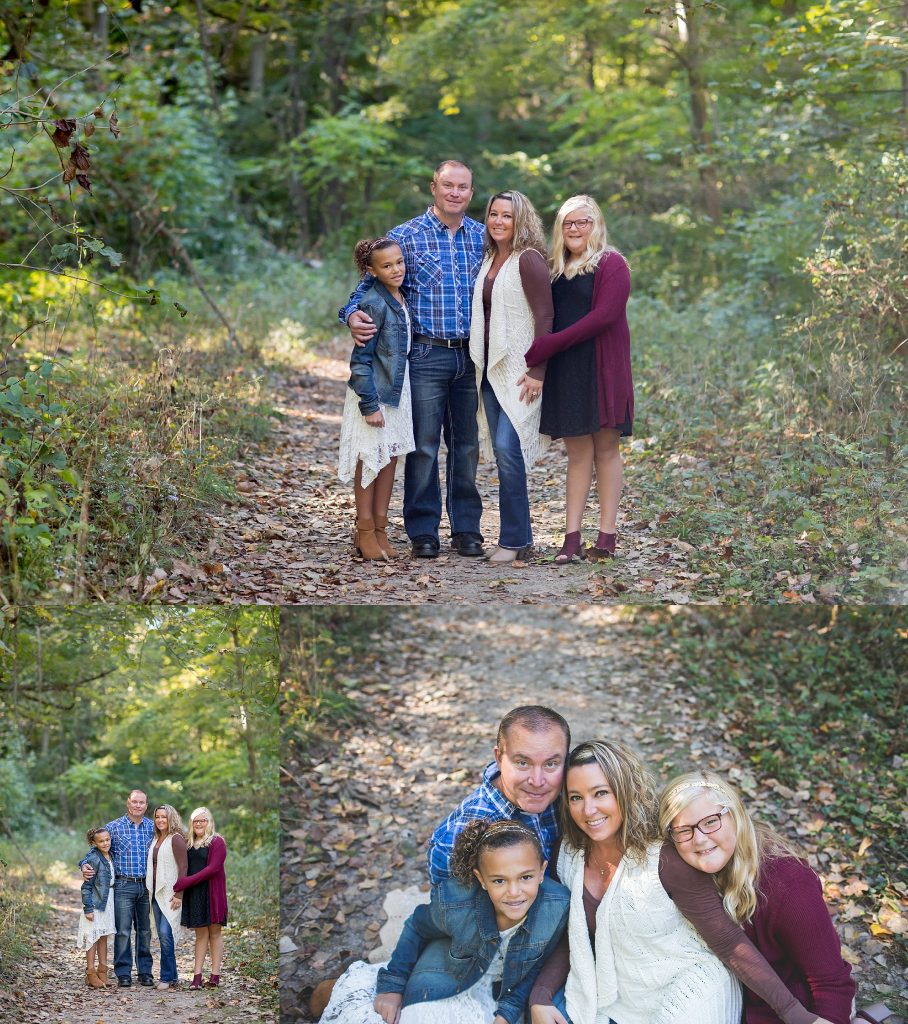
[659,771,800,923]
[152,803,186,841]
[549,194,615,280]
[482,190,547,260]
[560,740,659,866]
[187,806,219,849]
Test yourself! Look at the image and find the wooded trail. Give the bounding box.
[181,337,708,605]
[2,876,273,1024]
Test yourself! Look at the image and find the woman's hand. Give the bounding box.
[85,912,94,921]
[365,409,385,427]
[530,1005,569,1024]
[170,895,182,910]
[516,373,542,404]
[373,992,402,1024]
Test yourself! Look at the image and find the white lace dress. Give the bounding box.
[319,921,521,1024]
[338,303,415,488]
[76,868,115,950]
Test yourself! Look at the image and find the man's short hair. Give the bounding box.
[128,789,147,799]
[497,706,570,753]
[433,159,473,184]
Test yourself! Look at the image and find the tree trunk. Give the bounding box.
[231,624,258,782]
[249,35,266,95]
[679,1,722,224]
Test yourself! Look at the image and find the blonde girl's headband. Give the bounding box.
[666,780,729,797]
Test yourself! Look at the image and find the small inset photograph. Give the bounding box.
[0,606,279,1023]
[280,606,906,1024]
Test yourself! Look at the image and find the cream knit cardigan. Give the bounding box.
[558,841,742,1024]
[469,252,551,467]
[146,835,189,944]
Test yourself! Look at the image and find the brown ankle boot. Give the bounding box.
[373,514,397,558]
[87,967,105,988]
[354,519,388,560]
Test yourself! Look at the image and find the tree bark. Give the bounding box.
[679,1,722,224]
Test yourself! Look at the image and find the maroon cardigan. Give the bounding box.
[742,856,855,1024]
[524,251,633,433]
[172,834,228,924]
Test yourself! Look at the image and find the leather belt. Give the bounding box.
[415,333,469,349]
[116,875,145,882]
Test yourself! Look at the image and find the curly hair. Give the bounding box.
[85,826,110,846]
[353,236,399,276]
[449,819,544,886]
[560,740,660,865]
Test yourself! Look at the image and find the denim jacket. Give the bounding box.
[80,848,113,915]
[375,876,570,1024]
[347,281,409,416]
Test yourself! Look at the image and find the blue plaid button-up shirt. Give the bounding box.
[426,761,561,884]
[104,814,154,877]
[340,208,485,340]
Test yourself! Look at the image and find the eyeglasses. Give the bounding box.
[563,218,593,230]
[667,807,729,843]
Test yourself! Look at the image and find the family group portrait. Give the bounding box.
[0,605,280,1023]
[1,0,904,604]
[280,606,906,1024]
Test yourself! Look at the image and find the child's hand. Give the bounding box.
[373,992,402,1024]
[85,912,94,921]
[530,1006,569,1024]
[348,310,377,347]
[81,863,95,881]
[364,409,385,428]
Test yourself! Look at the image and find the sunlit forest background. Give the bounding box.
[1,0,906,600]
[0,606,279,1006]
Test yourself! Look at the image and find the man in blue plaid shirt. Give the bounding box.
[341,160,486,559]
[81,789,155,986]
[426,706,570,884]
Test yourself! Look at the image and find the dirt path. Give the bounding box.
[280,606,903,1022]
[4,876,269,1024]
[175,337,707,605]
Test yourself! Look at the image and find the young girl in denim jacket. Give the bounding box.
[338,237,415,561]
[76,826,116,989]
[319,819,570,1024]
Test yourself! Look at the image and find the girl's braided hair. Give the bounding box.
[449,819,544,886]
[353,236,398,276]
[86,826,109,845]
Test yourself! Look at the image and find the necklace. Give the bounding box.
[588,849,619,878]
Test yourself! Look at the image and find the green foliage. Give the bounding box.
[281,607,390,755]
[229,845,279,1013]
[645,608,907,877]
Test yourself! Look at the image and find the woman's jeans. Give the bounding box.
[152,900,178,982]
[481,379,532,548]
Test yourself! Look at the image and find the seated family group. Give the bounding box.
[318,705,856,1024]
[76,789,228,992]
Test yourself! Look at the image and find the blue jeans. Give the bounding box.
[114,879,152,979]
[481,379,532,549]
[404,342,483,542]
[152,900,177,982]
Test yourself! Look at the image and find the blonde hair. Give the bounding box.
[560,740,660,866]
[659,771,800,923]
[482,191,546,259]
[187,806,218,849]
[549,194,613,280]
[152,804,186,841]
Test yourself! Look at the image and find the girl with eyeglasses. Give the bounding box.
[659,771,855,1024]
[521,196,633,563]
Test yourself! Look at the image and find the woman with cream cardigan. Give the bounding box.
[146,804,188,991]
[529,740,741,1024]
[469,190,553,562]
